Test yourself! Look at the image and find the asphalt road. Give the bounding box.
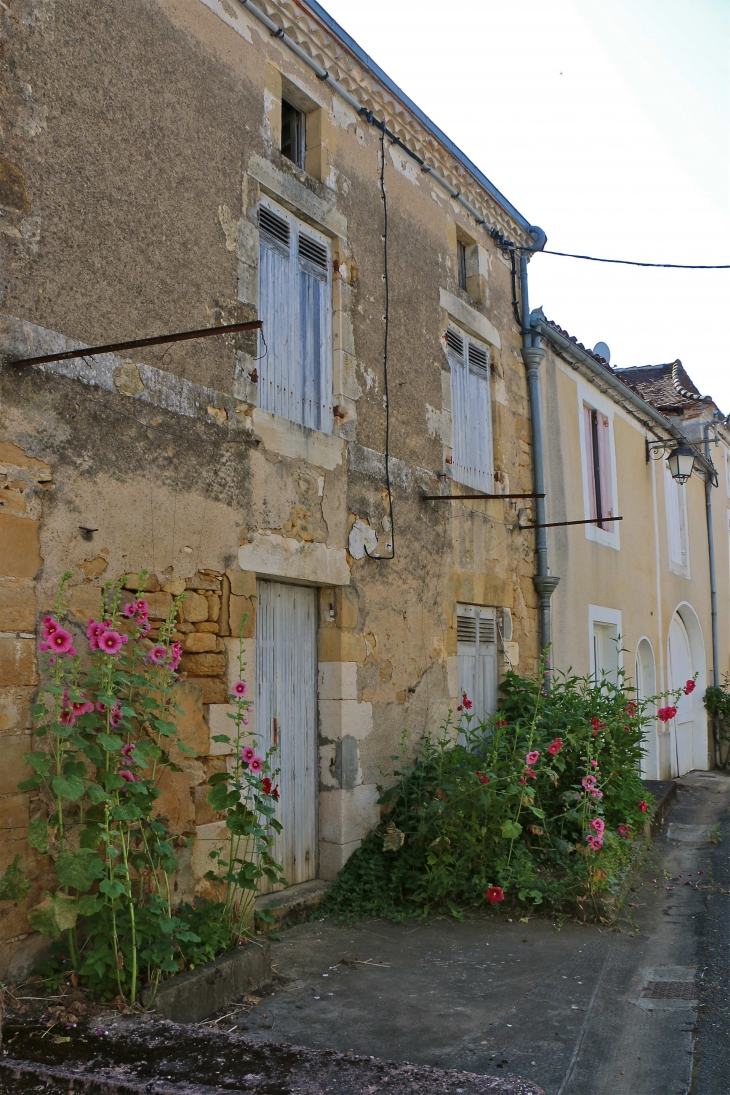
[240,771,730,1095]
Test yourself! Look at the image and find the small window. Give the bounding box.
[281,100,305,169]
[457,240,468,292]
[584,405,614,530]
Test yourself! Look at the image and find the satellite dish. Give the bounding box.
[593,342,611,363]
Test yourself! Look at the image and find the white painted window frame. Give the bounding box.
[576,380,620,550]
[588,604,623,684]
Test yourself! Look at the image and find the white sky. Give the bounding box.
[319,0,730,411]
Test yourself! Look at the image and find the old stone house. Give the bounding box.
[0,0,551,976]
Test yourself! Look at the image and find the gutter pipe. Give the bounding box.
[519,234,560,669]
[704,420,720,688]
[237,0,528,240]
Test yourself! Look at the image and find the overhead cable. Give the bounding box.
[536,250,729,269]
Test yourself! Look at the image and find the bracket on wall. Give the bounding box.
[420,491,545,501]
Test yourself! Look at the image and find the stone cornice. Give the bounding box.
[247,0,533,246]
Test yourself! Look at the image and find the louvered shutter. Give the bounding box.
[457,604,498,725]
[258,199,332,432]
[447,326,493,492]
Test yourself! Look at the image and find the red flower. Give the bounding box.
[272,784,280,800]
[638,800,648,812]
[684,680,695,695]
[657,706,677,723]
[625,701,638,716]
[548,738,562,756]
[590,716,604,730]
[617,824,631,839]
[485,886,504,904]
[481,776,489,784]
[461,693,473,711]
[261,777,272,795]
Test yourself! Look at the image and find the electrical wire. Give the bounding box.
[534,249,729,269]
[365,125,395,560]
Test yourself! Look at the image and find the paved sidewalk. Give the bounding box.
[238,772,730,1095]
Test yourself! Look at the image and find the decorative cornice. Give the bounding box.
[248,0,534,246]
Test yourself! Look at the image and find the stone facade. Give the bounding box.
[0,0,544,975]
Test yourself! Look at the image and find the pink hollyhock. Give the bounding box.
[136,599,149,614]
[39,640,51,652]
[524,768,536,780]
[581,775,597,789]
[684,680,695,695]
[548,738,562,755]
[625,701,638,715]
[591,790,604,800]
[120,742,135,758]
[109,704,122,728]
[525,751,540,765]
[59,708,75,727]
[586,835,603,851]
[589,817,605,834]
[231,681,248,697]
[638,800,648,812]
[72,699,94,716]
[485,885,504,904]
[122,603,137,618]
[519,778,527,785]
[98,630,123,655]
[590,759,598,767]
[169,641,182,670]
[49,628,74,654]
[43,616,59,634]
[147,645,167,665]
[249,756,264,773]
[241,746,256,763]
[119,769,140,783]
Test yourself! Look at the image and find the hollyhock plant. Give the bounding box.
[684,680,695,694]
[548,737,563,755]
[657,706,678,723]
[525,750,540,765]
[98,630,124,655]
[146,645,167,665]
[241,746,256,763]
[589,817,605,834]
[248,756,264,774]
[485,885,504,904]
[232,681,248,697]
[49,628,74,654]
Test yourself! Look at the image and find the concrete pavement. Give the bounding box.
[237,771,730,1095]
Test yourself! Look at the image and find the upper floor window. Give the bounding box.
[258,199,332,432]
[281,100,306,169]
[457,240,468,292]
[665,463,690,576]
[445,326,493,493]
[584,405,615,529]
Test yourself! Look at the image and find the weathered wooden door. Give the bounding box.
[255,581,318,886]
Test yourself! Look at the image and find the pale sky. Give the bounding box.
[319,0,730,411]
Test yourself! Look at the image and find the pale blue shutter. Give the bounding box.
[258,200,332,433]
[457,604,498,727]
[448,327,493,492]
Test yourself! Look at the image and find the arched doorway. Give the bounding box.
[635,638,662,778]
[667,605,708,775]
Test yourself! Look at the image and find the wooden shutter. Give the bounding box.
[584,405,598,521]
[255,580,318,887]
[457,604,498,724]
[448,327,493,492]
[596,412,614,521]
[258,199,332,432]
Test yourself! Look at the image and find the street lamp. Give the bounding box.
[667,444,696,485]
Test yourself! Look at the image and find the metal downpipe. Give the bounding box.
[704,422,719,688]
[519,235,559,667]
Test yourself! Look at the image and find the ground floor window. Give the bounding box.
[456,603,498,724]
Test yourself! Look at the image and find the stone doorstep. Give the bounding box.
[143,939,271,1024]
[254,879,331,933]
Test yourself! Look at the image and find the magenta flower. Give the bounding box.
[119,768,140,783]
[39,640,51,652]
[586,834,603,851]
[232,681,248,697]
[95,701,106,712]
[49,628,74,654]
[136,599,149,614]
[591,790,604,800]
[72,699,94,716]
[147,645,167,665]
[98,630,123,655]
[59,709,75,727]
[525,750,540,766]
[589,817,605,834]
[241,746,256,763]
[120,742,135,757]
[109,704,122,728]
[248,756,264,773]
[581,775,597,790]
[43,615,59,633]
[122,603,137,618]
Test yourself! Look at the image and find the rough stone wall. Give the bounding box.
[0,0,541,974]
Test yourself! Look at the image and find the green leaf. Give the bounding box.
[26,751,52,776]
[77,894,104,916]
[0,855,31,901]
[99,878,126,898]
[501,820,523,840]
[27,816,49,853]
[208,772,230,787]
[85,783,110,804]
[51,774,85,801]
[97,733,123,752]
[111,802,143,821]
[27,891,79,940]
[55,848,105,893]
[206,783,237,810]
[102,771,126,791]
[176,741,197,757]
[212,735,231,744]
[17,776,41,791]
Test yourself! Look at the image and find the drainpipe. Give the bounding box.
[519,229,560,669]
[704,419,719,688]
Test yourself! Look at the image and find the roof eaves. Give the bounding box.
[297,0,536,238]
